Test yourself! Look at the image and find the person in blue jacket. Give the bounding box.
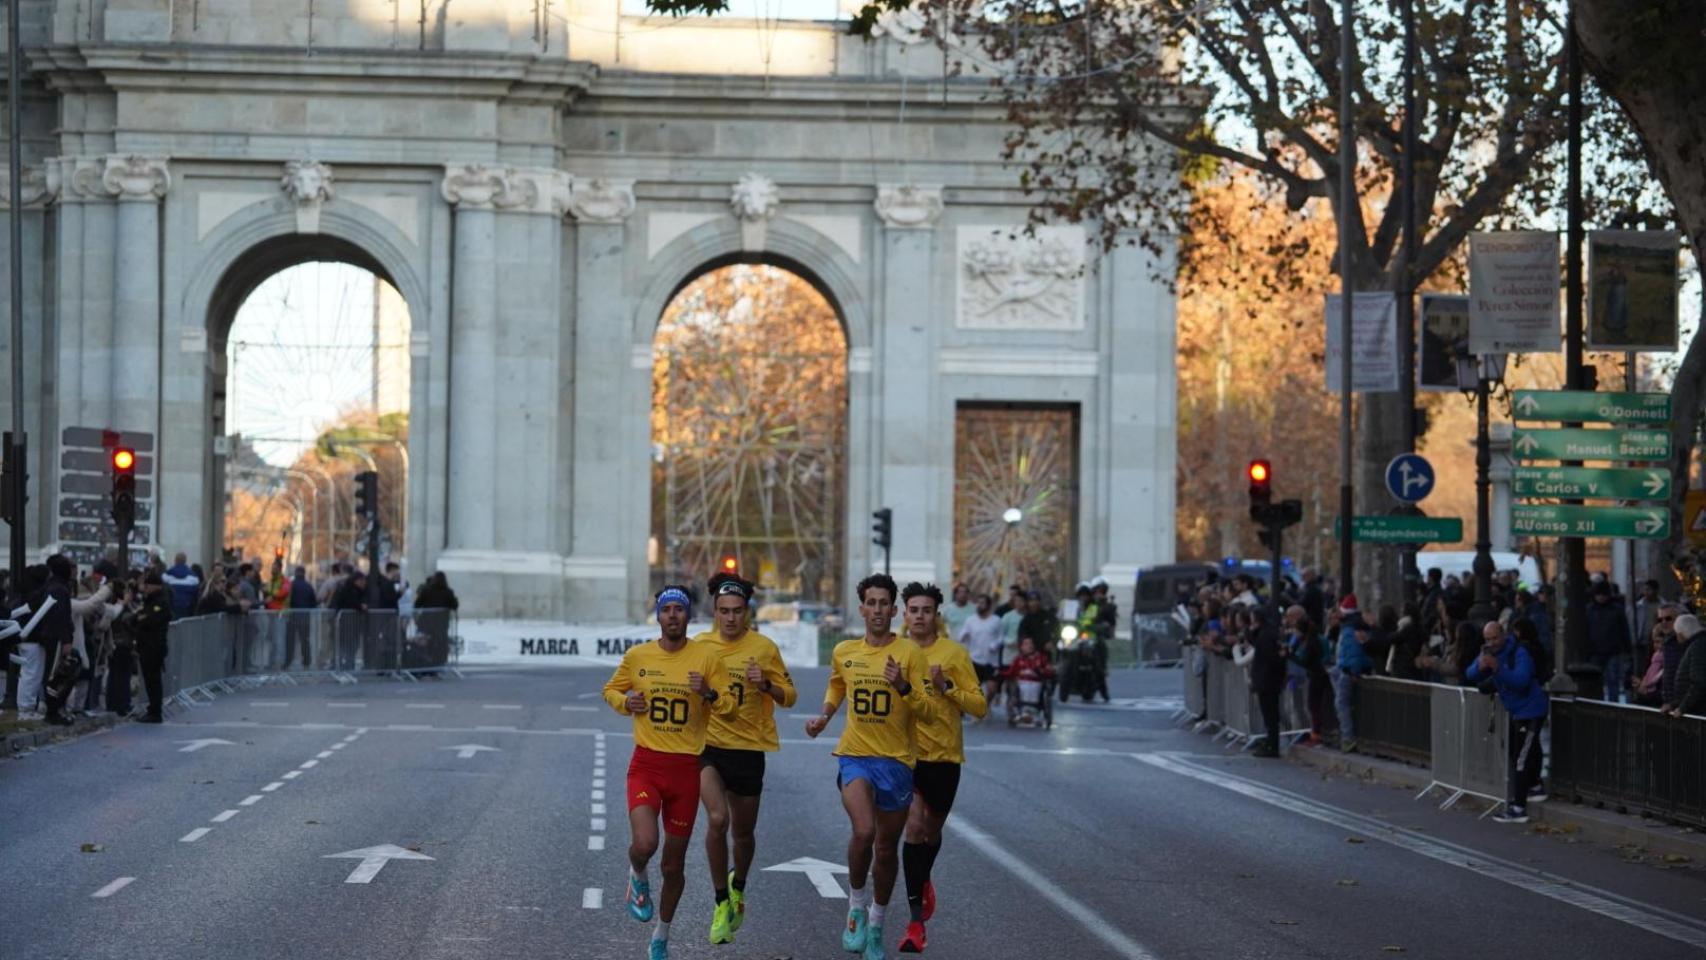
[1466,620,1550,824]
[1332,595,1374,753]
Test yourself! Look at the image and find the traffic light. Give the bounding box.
[720,554,738,574]
[1247,459,1272,521]
[111,447,137,531]
[353,470,378,518]
[872,507,893,550]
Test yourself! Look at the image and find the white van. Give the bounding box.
[1413,550,1546,589]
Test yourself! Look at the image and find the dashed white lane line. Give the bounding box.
[250,701,290,707]
[593,778,606,789]
[588,836,606,851]
[386,724,435,731]
[282,771,303,780]
[406,703,445,709]
[211,810,240,823]
[330,743,347,750]
[949,813,1161,960]
[91,877,135,898]
[591,818,607,832]
[590,803,607,815]
[476,725,517,732]
[261,782,285,792]
[239,795,265,806]
[300,759,319,769]
[316,751,334,759]
[482,704,523,711]
[326,702,368,709]
[582,888,603,909]
[591,790,606,801]
[576,692,598,699]
[561,705,597,712]
[180,828,213,843]
[341,734,361,743]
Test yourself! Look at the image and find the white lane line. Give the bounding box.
[588,835,606,851]
[949,813,1163,960]
[483,704,523,711]
[1138,753,1706,951]
[282,771,303,780]
[355,728,371,734]
[211,810,240,823]
[326,702,368,709]
[300,760,319,769]
[475,725,517,732]
[577,692,598,699]
[250,701,290,707]
[342,734,361,742]
[316,751,334,759]
[330,743,347,750]
[591,790,606,801]
[180,828,213,843]
[561,705,597,712]
[261,782,285,792]
[591,818,607,831]
[406,703,446,709]
[582,888,603,909]
[91,877,136,898]
[592,778,606,789]
[591,803,607,815]
[387,724,435,731]
[239,794,265,806]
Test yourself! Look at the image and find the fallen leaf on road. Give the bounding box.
[407,844,422,852]
[1345,837,1366,844]
[80,843,104,853]
[1663,854,1692,864]
[1382,947,1407,953]
[1270,920,1298,926]
[305,820,320,825]
[1336,879,1359,886]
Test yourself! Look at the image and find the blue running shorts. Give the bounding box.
[836,756,915,812]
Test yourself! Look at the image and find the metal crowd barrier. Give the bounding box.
[1551,698,1706,830]
[1417,684,1509,814]
[1180,646,1207,721]
[1352,676,1434,766]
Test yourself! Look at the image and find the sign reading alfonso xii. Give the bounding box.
[0,0,1185,622]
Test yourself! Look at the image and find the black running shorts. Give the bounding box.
[912,760,962,816]
[700,745,767,797]
[974,662,998,685]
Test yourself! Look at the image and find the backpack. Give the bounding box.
[1517,635,1555,686]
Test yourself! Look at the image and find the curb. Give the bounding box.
[1286,742,1706,865]
[2,713,122,756]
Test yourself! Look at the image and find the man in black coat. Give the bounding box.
[330,570,367,671]
[1249,609,1290,758]
[132,570,175,723]
[36,555,79,726]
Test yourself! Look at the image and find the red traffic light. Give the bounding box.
[1247,460,1269,484]
[112,448,136,472]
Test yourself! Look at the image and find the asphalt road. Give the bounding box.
[4,664,1705,960]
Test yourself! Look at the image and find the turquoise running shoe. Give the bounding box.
[627,875,654,923]
[842,906,868,953]
[648,937,669,960]
[864,923,887,960]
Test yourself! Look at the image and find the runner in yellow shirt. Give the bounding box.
[691,571,797,945]
[805,573,937,960]
[895,582,987,953]
[602,586,737,960]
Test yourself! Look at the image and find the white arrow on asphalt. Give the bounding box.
[763,856,849,899]
[1516,394,1540,416]
[441,744,501,760]
[323,844,434,884]
[1514,433,1540,455]
[1645,471,1667,497]
[175,738,236,753]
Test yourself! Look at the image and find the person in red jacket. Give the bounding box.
[1001,636,1054,724]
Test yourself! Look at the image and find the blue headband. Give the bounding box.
[656,588,692,619]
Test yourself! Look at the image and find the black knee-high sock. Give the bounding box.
[902,842,929,921]
[923,838,943,876]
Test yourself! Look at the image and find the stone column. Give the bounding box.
[440,165,503,555]
[873,184,943,586]
[563,178,637,619]
[1489,422,1514,553]
[103,155,170,436]
[0,163,56,552]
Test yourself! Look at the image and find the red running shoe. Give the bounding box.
[921,881,936,922]
[899,921,928,953]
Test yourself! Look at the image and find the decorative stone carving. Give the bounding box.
[281,159,334,233]
[53,156,108,202]
[567,177,637,224]
[873,183,943,230]
[730,173,779,251]
[0,164,53,209]
[101,155,171,202]
[870,6,930,45]
[956,225,1086,330]
[441,164,533,211]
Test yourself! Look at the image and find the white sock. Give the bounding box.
[849,884,871,910]
[631,866,647,885]
[870,902,886,928]
[654,919,670,942]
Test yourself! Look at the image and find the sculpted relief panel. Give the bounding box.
[955,225,1086,331]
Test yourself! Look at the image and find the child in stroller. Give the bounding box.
[1002,635,1055,728]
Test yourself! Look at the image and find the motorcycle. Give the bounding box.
[1055,623,1106,703]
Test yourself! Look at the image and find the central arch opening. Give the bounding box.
[649,263,848,613]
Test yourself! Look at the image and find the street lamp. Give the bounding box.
[1459,351,1508,624]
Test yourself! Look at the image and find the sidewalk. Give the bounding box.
[1288,742,1706,865]
[2,712,123,756]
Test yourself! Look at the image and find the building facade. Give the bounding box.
[0,0,1178,620]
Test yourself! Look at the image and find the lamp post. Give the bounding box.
[1460,351,1508,625]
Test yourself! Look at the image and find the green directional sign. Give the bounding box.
[1510,504,1671,540]
[1511,466,1673,501]
[1510,427,1670,462]
[1511,390,1672,424]
[1335,515,1464,544]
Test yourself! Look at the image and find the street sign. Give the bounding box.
[1335,515,1464,544]
[1511,466,1672,501]
[1384,453,1435,503]
[1688,491,1706,548]
[1511,390,1672,424]
[1510,504,1671,540]
[1510,428,1670,462]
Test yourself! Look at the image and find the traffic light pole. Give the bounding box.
[8,0,27,592]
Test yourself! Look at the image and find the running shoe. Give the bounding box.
[648,937,669,960]
[921,880,935,922]
[864,923,887,960]
[842,906,868,952]
[709,898,735,945]
[727,872,746,932]
[627,875,655,922]
[898,921,928,953]
[1492,808,1529,824]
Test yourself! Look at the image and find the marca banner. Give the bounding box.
[1469,231,1560,354]
[1418,293,1471,391]
[457,620,821,668]
[1325,292,1400,393]
[1588,230,1680,352]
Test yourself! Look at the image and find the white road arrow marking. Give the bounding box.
[1516,394,1540,415]
[763,856,849,899]
[1645,472,1667,497]
[323,844,434,884]
[442,745,501,760]
[175,738,235,753]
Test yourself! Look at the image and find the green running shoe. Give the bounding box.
[842,906,868,953]
[727,873,746,933]
[709,898,735,945]
[864,923,887,960]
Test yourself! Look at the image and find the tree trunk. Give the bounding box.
[1575,0,1706,587]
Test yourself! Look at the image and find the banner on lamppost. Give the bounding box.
[1587,230,1680,352]
[1469,231,1560,354]
[1418,293,1471,392]
[1325,292,1399,393]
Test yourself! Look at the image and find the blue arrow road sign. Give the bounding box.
[1385,453,1435,504]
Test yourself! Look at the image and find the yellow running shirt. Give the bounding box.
[602,639,737,755]
[912,636,989,764]
[691,628,799,752]
[823,635,937,766]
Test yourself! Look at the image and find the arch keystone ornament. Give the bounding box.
[567,177,637,224]
[101,155,171,201]
[731,173,779,252]
[280,159,334,233]
[873,184,943,230]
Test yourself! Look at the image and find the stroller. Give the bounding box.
[1003,643,1056,729]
